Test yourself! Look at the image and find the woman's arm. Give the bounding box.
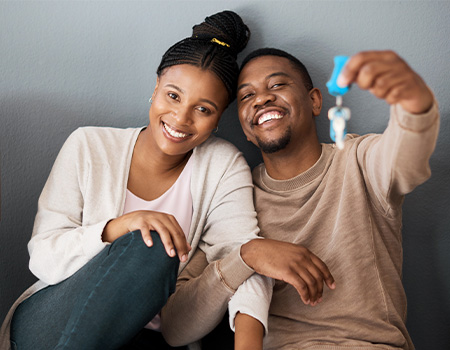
[29,127,191,284]
[235,313,264,350]
[28,129,112,284]
[228,273,274,337]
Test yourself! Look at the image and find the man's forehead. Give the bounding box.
[243,55,290,71]
[239,55,299,83]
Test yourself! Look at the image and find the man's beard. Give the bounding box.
[255,127,292,154]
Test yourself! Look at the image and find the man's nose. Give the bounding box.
[253,91,276,108]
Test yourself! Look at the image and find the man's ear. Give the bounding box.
[310,88,323,116]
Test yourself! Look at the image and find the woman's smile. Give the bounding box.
[162,121,192,141]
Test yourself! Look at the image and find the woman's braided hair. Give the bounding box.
[157,10,250,103]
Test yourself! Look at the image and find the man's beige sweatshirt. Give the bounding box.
[229,101,440,350]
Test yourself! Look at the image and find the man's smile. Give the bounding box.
[253,106,287,127]
[257,111,284,125]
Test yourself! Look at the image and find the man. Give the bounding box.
[229,49,439,350]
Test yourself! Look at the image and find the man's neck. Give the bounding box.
[262,140,322,180]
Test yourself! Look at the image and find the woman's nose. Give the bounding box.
[173,106,193,125]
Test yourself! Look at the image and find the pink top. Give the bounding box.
[122,156,193,331]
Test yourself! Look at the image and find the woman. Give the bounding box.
[1,10,260,349]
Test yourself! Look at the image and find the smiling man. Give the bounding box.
[229,48,440,350]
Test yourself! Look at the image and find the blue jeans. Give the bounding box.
[10,231,180,349]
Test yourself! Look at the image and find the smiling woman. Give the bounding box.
[148,64,228,160]
[0,10,261,350]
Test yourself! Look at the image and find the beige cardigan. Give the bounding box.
[1,128,260,349]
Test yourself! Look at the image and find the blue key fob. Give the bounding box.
[326,56,350,97]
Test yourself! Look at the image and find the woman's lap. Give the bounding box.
[10,231,179,350]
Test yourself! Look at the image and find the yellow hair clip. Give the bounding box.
[211,38,230,48]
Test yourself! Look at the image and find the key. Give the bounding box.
[326,56,351,150]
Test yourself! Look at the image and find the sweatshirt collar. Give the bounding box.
[260,144,334,192]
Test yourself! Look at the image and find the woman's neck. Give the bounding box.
[135,128,192,175]
[127,128,192,201]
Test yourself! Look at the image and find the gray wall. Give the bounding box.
[1,1,449,348]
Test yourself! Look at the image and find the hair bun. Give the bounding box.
[192,10,250,58]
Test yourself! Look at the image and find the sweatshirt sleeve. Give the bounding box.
[28,129,110,285]
[357,100,440,211]
[161,247,255,346]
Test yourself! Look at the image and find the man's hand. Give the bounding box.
[338,50,433,114]
[241,239,335,306]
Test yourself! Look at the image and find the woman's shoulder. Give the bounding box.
[194,135,241,158]
[192,135,250,178]
[59,126,142,161]
[65,126,142,149]
[70,126,141,142]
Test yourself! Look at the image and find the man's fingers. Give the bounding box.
[311,255,336,290]
[307,267,324,304]
[287,267,321,305]
[287,273,311,305]
[338,50,400,88]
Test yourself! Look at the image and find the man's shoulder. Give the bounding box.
[251,163,266,184]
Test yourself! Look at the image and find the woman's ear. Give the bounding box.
[310,88,323,116]
[152,77,160,100]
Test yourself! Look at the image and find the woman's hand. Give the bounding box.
[102,210,191,262]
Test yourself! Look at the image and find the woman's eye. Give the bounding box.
[168,92,178,100]
[197,106,211,114]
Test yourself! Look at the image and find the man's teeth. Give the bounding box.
[258,113,283,125]
[164,123,188,138]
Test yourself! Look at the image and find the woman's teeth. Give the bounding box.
[258,113,283,125]
[164,123,188,138]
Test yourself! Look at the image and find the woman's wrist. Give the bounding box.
[102,218,122,243]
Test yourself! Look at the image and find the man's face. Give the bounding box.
[237,55,319,154]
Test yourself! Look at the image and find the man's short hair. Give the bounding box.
[240,48,314,91]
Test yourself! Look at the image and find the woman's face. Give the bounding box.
[149,64,229,157]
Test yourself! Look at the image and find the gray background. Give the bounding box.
[1,1,449,348]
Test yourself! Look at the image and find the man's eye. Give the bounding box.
[240,93,253,101]
[271,83,285,88]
